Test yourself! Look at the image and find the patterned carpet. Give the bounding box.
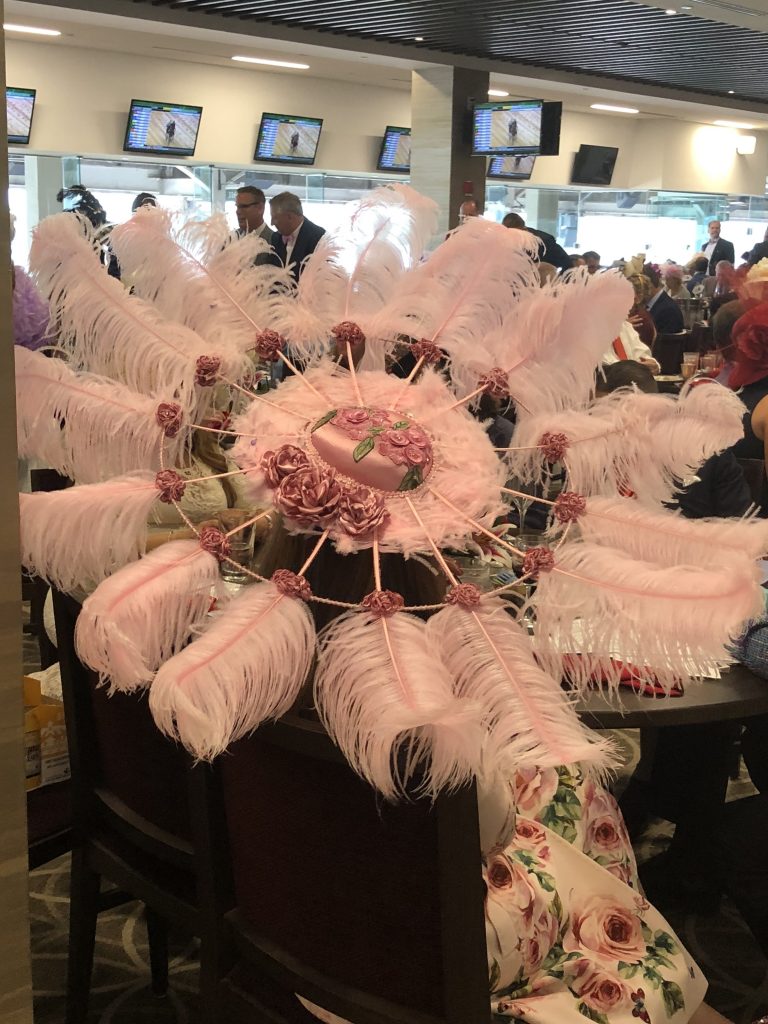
[24,616,768,1023]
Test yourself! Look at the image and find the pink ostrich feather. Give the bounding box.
[75,540,219,692]
[232,363,505,555]
[490,270,633,417]
[426,598,616,774]
[29,214,246,415]
[15,348,182,483]
[534,540,763,691]
[576,496,768,567]
[315,608,484,799]
[19,472,158,591]
[149,581,315,761]
[109,207,293,355]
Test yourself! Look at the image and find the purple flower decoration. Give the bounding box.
[553,491,586,524]
[331,321,366,348]
[199,526,231,561]
[539,431,570,464]
[446,583,483,609]
[276,466,342,526]
[155,402,183,438]
[271,569,312,601]
[522,546,556,578]
[194,354,221,388]
[361,590,404,617]
[337,486,390,538]
[410,338,442,365]
[254,329,286,362]
[155,469,187,504]
[479,367,510,400]
[261,445,310,489]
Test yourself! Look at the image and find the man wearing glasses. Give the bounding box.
[235,186,272,243]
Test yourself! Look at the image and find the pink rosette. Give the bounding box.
[331,321,366,348]
[261,444,310,489]
[410,338,442,365]
[553,491,587,524]
[276,466,342,526]
[514,767,559,814]
[361,589,404,617]
[337,486,389,538]
[445,583,483,609]
[271,569,312,601]
[522,546,555,578]
[254,329,286,362]
[155,402,183,438]
[539,430,570,464]
[570,960,631,1014]
[194,354,221,388]
[566,895,646,962]
[479,366,510,400]
[154,469,187,504]
[198,526,231,561]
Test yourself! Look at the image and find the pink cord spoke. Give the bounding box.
[425,485,524,559]
[502,486,554,505]
[346,341,364,406]
[298,530,330,576]
[223,507,274,538]
[403,497,460,587]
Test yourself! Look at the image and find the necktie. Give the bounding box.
[282,234,292,246]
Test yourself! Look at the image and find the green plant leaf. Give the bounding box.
[661,980,686,1017]
[397,465,423,491]
[653,931,680,955]
[489,959,501,993]
[577,1001,609,1024]
[642,964,664,989]
[312,409,337,432]
[536,870,556,893]
[392,420,410,430]
[353,437,375,462]
[618,961,641,980]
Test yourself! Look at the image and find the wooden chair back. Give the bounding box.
[201,715,489,1024]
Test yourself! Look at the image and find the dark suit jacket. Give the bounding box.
[702,237,735,275]
[674,451,752,520]
[744,241,768,267]
[647,290,684,334]
[529,229,571,274]
[269,218,325,281]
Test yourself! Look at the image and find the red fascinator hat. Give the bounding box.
[728,301,768,390]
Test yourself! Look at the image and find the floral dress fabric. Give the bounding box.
[486,765,707,1023]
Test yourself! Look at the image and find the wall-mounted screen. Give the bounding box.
[472,99,542,156]
[539,101,562,156]
[255,112,323,165]
[7,87,36,145]
[570,144,619,186]
[123,99,203,156]
[487,154,536,181]
[377,126,411,172]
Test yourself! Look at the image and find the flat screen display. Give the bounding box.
[487,154,536,181]
[570,144,619,186]
[123,99,203,156]
[539,102,562,156]
[7,87,36,145]
[472,99,542,156]
[255,112,323,165]
[377,126,411,172]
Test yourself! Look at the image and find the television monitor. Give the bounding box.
[487,154,536,181]
[472,99,542,156]
[123,99,203,156]
[254,112,323,165]
[570,144,619,186]
[377,126,411,172]
[539,102,562,156]
[7,87,36,145]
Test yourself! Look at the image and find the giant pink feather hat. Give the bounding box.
[16,185,768,798]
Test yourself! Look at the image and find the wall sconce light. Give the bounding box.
[737,135,757,155]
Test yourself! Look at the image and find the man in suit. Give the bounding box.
[268,192,325,281]
[644,265,684,334]
[235,186,272,243]
[743,226,768,267]
[501,212,571,274]
[701,219,735,275]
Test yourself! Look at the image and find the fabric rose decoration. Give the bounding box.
[361,590,404,617]
[198,526,231,560]
[522,906,559,975]
[513,767,559,815]
[378,425,433,475]
[276,466,342,526]
[154,469,187,504]
[261,445,310,489]
[566,894,646,962]
[446,583,483,609]
[410,338,442,365]
[539,431,570,464]
[570,959,631,1014]
[271,569,312,601]
[332,407,373,441]
[254,329,285,362]
[485,854,539,932]
[479,366,510,400]
[337,486,389,537]
[155,402,183,438]
[583,780,631,858]
[194,354,221,388]
[331,321,366,348]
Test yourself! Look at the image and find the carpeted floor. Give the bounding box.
[24,617,768,1023]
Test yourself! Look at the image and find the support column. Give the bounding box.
[0,6,35,1022]
[410,66,490,239]
[525,189,560,237]
[24,154,65,235]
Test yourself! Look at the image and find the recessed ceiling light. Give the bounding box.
[4,22,61,36]
[488,89,509,97]
[728,89,735,94]
[714,119,754,128]
[232,55,309,69]
[665,7,677,14]
[415,36,424,41]
[591,103,640,114]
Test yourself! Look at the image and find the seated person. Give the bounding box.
[644,264,684,334]
[602,319,660,374]
[663,263,688,301]
[626,273,658,347]
[687,256,709,294]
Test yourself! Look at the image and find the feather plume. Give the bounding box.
[149,582,315,760]
[19,472,158,590]
[365,218,541,394]
[75,540,219,692]
[534,540,763,690]
[314,608,484,799]
[15,347,181,482]
[109,207,292,354]
[28,213,245,414]
[576,495,768,567]
[491,270,633,416]
[426,599,615,773]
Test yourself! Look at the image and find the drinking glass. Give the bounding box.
[680,361,697,380]
[217,509,256,585]
[682,351,699,368]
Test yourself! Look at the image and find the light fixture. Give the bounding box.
[3,22,61,36]
[231,55,309,69]
[714,119,754,129]
[415,36,424,41]
[665,8,677,14]
[737,135,757,155]
[590,103,639,114]
[488,89,509,97]
[728,89,735,94]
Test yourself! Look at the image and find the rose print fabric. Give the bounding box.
[487,766,707,1022]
